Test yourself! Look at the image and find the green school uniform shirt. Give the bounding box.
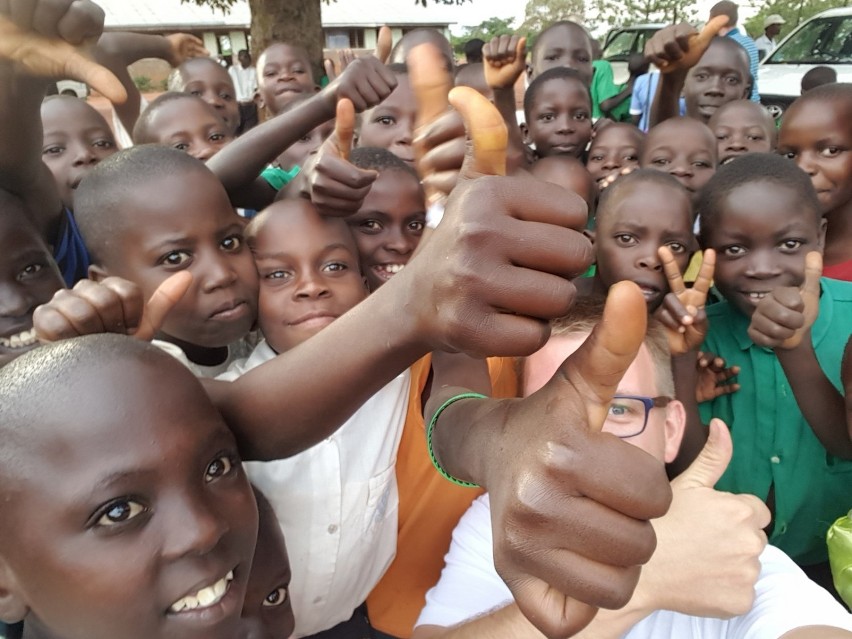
[698,277,852,566]
[260,164,300,191]
[590,60,630,122]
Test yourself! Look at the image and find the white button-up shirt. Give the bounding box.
[219,340,410,636]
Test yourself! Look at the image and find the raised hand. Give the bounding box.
[0,12,126,103]
[481,283,672,637]
[374,25,392,64]
[747,251,822,350]
[655,248,715,355]
[645,15,729,75]
[448,86,507,178]
[695,351,740,403]
[302,97,377,216]
[323,54,397,112]
[34,272,192,342]
[165,33,208,67]
[482,35,527,90]
[641,420,769,617]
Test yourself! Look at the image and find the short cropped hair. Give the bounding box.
[800,67,838,93]
[74,145,213,264]
[349,146,419,179]
[464,38,485,63]
[598,169,694,224]
[697,152,821,247]
[796,80,851,104]
[709,1,738,25]
[530,21,592,67]
[132,92,222,144]
[524,66,590,121]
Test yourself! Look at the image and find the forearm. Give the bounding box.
[600,84,632,118]
[94,33,155,132]
[212,270,429,460]
[207,92,334,197]
[777,340,852,458]
[649,71,685,128]
[0,64,61,235]
[669,351,708,476]
[492,87,526,173]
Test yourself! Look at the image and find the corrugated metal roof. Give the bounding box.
[99,0,454,30]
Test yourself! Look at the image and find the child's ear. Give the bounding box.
[253,90,264,109]
[87,264,108,283]
[0,562,28,623]
[818,216,828,251]
[521,122,531,146]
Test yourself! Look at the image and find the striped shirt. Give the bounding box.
[727,27,761,102]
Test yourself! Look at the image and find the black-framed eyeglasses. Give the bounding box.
[606,395,673,438]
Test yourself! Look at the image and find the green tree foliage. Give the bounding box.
[591,0,697,29]
[743,0,845,39]
[519,0,586,36]
[450,17,516,55]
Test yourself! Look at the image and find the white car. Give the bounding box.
[758,8,852,120]
[602,23,665,84]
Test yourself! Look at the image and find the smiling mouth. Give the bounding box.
[742,291,769,303]
[372,264,405,281]
[637,284,661,301]
[209,301,247,321]
[721,154,742,165]
[169,570,234,614]
[0,328,38,350]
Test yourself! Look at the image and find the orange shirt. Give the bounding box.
[366,356,518,637]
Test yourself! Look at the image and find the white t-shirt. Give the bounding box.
[228,64,258,103]
[154,334,256,378]
[417,494,852,638]
[218,339,410,637]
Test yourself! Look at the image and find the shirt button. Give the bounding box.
[770,455,781,464]
[328,524,338,534]
[777,523,787,534]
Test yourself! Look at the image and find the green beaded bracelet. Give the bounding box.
[426,392,487,488]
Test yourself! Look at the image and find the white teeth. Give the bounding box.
[383,264,404,275]
[169,571,233,614]
[748,292,767,300]
[0,328,38,349]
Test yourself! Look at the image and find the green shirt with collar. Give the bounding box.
[699,277,852,566]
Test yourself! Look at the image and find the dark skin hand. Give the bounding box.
[213,55,397,210]
[482,34,528,173]
[644,16,729,127]
[750,252,852,459]
[428,283,673,639]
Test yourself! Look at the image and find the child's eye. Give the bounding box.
[173,142,191,152]
[359,219,382,232]
[374,116,395,126]
[780,239,803,251]
[724,76,741,85]
[722,245,745,257]
[693,161,712,168]
[264,586,289,607]
[159,250,192,267]
[779,150,797,160]
[614,233,637,246]
[210,133,227,142]
[189,89,204,96]
[666,241,687,254]
[323,261,348,273]
[624,154,638,162]
[746,134,764,142]
[221,235,244,252]
[219,92,234,101]
[93,139,114,149]
[574,112,589,121]
[205,454,237,482]
[538,113,556,122]
[651,157,669,166]
[265,269,293,282]
[95,499,147,528]
[694,73,708,81]
[820,146,841,157]
[17,263,45,280]
[42,145,64,156]
[715,133,729,141]
[589,154,604,162]
[408,220,425,233]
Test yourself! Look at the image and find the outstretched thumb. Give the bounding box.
[558,281,647,431]
[693,15,730,48]
[63,47,128,104]
[374,26,392,63]
[133,272,193,342]
[332,98,355,161]
[408,42,452,129]
[672,419,733,489]
[782,250,822,349]
[448,86,507,179]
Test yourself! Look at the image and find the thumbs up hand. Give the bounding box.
[747,251,822,350]
[636,420,769,618]
[34,273,192,342]
[645,15,729,76]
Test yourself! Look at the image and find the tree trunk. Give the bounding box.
[248,0,324,80]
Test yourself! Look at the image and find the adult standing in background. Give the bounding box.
[229,48,259,133]
[709,1,761,102]
[756,14,785,59]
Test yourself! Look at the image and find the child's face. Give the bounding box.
[238,501,295,639]
[525,78,592,159]
[709,101,774,166]
[0,206,65,368]
[705,181,824,317]
[251,200,367,353]
[357,74,416,166]
[778,98,852,217]
[346,171,426,291]
[180,59,240,137]
[146,99,233,162]
[642,120,717,203]
[257,44,315,116]
[41,97,118,209]
[531,24,593,84]
[0,354,258,639]
[275,120,333,171]
[586,124,643,183]
[683,40,750,123]
[96,169,258,349]
[595,182,694,311]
